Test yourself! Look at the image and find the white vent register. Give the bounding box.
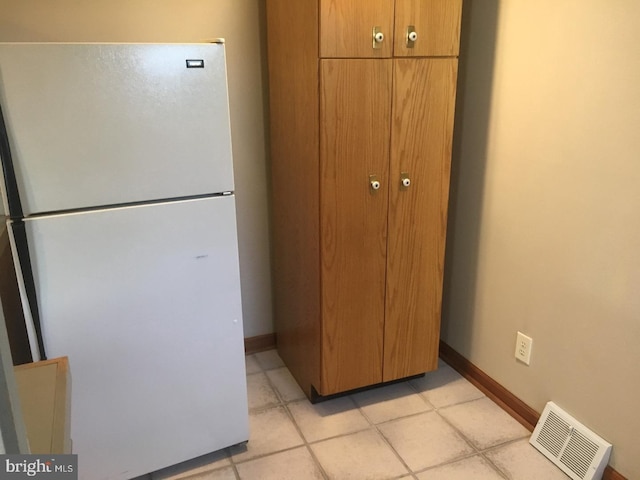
[530,402,612,480]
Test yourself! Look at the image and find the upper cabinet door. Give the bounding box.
[320,0,394,58]
[393,0,463,57]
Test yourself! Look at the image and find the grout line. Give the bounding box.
[362,407,434,428]
[347,384,468,477]
[230,462,241,480]
[271,380,329,478]
[432,394,487,412]
[433,407,482,453]
[478,435,530,455]
[304,443,330,480]
[411,451,483,476]
[370,420,415,477]
[480,452,512,480]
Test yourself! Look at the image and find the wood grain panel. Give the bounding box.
[320,0,394,58]
[383,58,458,381]
[320,59,391,394]
[394,0,463,57]
[266,0,321,398]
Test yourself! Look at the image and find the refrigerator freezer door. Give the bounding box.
[0,43,234,216]
[21,196,248,479]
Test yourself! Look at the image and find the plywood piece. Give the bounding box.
[394,0,463,57]
[320,59,392,394]
[14,357,71,454]
[320,0,394,58]
[383,58,458,381]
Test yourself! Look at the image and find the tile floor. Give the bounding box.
[150,349,569,480]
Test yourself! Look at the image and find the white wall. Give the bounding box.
[443,1,640,477]
[0,0,273,337]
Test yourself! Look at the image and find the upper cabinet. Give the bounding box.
[320,0,394,58]
[394,0,463,57]
[320,0,462,58]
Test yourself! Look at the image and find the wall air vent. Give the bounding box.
[530,402,612,480]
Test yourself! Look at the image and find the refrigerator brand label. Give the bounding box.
[185,59,205,68]
[0,455,77,479]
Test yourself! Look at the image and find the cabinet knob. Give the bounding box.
[406,26,418,48]
[369,175,381,193]
[401,172,411,190]
[373,27,385,49]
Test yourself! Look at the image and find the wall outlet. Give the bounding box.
[515,331,533,365]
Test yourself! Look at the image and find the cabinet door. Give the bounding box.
[393,0,463,57]
[320,59,392,394]
[383,58,458,381]
[320,0,394,58]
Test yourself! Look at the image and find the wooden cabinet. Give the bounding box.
[266,0,462,398]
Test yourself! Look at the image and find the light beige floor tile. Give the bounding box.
[351,382,432,424]
[410,363,484,409]
[245,354,262,375]
[485,439,570,480]
[379,411,474,471]
[416,455,505,480]
[439,397,529,450]
[254,349,285,370]
[311,429,408,479]
[151,449,230,479]
[236,446,324,480]
[246,372,280,410]
[287,396,370,443]
[230,406,303,462]
[265,367,306,402]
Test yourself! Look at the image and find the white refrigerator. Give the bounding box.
[0,43,249,479]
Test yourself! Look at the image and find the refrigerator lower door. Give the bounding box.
[20,196,248,479]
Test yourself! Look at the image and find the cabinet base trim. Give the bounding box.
[310,373,425,404]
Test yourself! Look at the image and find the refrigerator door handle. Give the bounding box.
[0,102,23,218]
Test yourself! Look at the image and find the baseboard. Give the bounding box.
[603,468,628,480]
[439,341,627,480]
[244,333,277,355]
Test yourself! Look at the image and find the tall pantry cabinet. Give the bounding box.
[266,0,462,399]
